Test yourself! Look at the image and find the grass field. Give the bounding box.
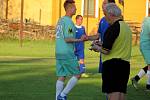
[0,40,150,100]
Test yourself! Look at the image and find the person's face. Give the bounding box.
[105,12,112,24]
[70,4,77,15]
[102,0,108,16]
[76,17,83,25]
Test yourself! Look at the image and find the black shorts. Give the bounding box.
[102,58,130,94]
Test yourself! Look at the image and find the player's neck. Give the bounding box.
[76,23,81,26]
[75,24,82,28]
[65,13,72,18]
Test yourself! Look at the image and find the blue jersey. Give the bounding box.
[97,17,110,73]
[75,25,86,51]
[75,25,86,59]
[98,17,110,42]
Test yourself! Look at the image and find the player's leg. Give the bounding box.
[60,74,81,98]
[102,59,130,100]
[146,65,150,90]
[108,92,120,100]
[108,92,126,100]
[58,59,81,100]
[131,66,148,89]
[56,59,66,100]
[140,47,150,90]
[56,77,65,100]
[79,59,89,77]
[98,53,103,73]
[79,59,86,73]
[102,59,120,100]
[75,50,85,73]
[119,93,126,100]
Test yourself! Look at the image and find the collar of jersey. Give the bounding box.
[75,25,82,28]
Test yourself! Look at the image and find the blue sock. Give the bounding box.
[98,56,103,73]
[79,64,85,73]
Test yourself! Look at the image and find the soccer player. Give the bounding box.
[75,15,88,77]
[97,0,116,73]
[131,17,150,91]
[87,3,132,100]
[55,0,87,100]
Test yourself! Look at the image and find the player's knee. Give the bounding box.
[58,77,66,81]
[143,66,148,73]
[75,74,81,79]
[79,59,84,64]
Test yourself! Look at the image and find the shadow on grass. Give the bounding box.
[0,65,56,100]
[0,63,104,100]
[127,84,150,100]
[0,57,149,100]
[0,58,51,64]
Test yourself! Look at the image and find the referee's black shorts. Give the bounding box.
[102,58,130,94]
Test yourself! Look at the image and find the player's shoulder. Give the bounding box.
[143,17,150,24]
[57,18,65,25]
[81,26,85,29]
[100,17,106,23]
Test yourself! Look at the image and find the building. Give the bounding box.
[0,0,150,34]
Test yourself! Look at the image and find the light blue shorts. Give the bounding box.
[56,59,80,77]
[140,43,150,64]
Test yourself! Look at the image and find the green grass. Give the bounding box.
[0,40,150,100]
[0,40,54,57]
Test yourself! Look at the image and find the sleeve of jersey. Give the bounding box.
[102,22,120,51]
[97,22,101,34]
[142,18,150,34]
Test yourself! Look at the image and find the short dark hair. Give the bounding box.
[76,15,83,20]
[64,0,75,11]
[108,0,115,3]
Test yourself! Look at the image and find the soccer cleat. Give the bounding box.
[131,77,138,89]
[81,73,89,78]
[57,95,67,100]
[145,84,150,91]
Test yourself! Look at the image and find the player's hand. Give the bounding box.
[148,65,150,71]
[93,40,102,46]
[90,44,101,52]
[81,35,88,41]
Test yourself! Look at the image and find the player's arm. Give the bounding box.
[101,21,120,55]
[65,38,82,43]
[65,34,88,43]
[148,65,150,70]
[91,45,110,54]
[87,33,99,41]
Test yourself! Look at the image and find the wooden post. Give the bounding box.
[39,9,41,24]
[86,0,89,35]
[59,0,62,18]
[6,0,8,19]
[20,0,24,47]
[98,7,101,20]
[0,0,4,18]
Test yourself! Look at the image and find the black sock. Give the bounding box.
[146,84,150,89]
[134,75,140,82]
